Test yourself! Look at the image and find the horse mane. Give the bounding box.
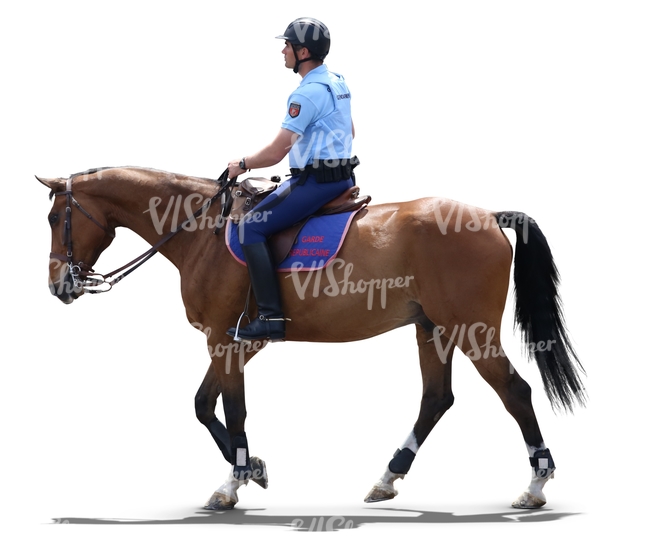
[46,167,115,200]
[68,166,220,186]
[70,166,117,179]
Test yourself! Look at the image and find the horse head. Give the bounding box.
[37,173,116,304]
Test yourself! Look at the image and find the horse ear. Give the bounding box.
[35,176,65,192]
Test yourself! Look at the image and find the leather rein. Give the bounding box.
[50,169,236,294]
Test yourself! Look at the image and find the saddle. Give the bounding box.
[221,176,371,264]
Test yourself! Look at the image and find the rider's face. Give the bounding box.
[282,41,305,69]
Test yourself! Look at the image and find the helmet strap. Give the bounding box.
[291,44,314,74]
[292,57,314,74]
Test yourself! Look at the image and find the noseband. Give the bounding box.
[51,169,236,294]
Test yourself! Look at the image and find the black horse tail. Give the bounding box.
[495,211,587,413]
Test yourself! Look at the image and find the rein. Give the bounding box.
[51,169,237,294]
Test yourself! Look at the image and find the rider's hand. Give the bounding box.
[228,159,246,180]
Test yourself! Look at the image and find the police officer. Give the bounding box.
[226,17,357,342]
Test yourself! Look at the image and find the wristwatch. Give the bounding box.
[239,157,247,170]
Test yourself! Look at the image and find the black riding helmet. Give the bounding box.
[276,17,330,73]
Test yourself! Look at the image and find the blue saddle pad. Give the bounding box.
[226,211,360,272]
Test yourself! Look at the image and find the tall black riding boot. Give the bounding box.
[227,241,287,342]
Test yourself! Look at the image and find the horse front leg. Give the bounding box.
[195,363,231,463]
[196,339,268,510]
[365,320,455,503]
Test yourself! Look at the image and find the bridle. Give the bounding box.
[50,169,237,294]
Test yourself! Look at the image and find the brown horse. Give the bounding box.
[37,166,586,510]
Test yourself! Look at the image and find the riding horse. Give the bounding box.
[37,166,586,510]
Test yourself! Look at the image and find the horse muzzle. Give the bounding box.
[49,266,84,304]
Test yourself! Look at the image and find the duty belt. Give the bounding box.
[291,156,360,185]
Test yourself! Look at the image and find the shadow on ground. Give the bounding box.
[51,507,581,531]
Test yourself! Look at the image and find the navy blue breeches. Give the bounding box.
[237,174,354,246]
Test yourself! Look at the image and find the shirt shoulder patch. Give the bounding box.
[289,102,301,118]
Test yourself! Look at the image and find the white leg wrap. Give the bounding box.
[216,467,249,503]
[363,466,403,503]
[526,442,546,457]
[364,431,419,503]
[512,443,555,509]
[378,467,402,489]
[400,430,420,454]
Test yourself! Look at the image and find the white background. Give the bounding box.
[1,0,648,543]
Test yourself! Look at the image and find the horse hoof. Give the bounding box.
[250,456,268,489]
[203,491,237,511]
[364,485,397,503]
[511,491,546,509]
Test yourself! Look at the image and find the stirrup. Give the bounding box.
[230,286,252,342]
[231,311,251,343]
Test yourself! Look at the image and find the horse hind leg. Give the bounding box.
[365,320,455,503]
[460,326,556,508]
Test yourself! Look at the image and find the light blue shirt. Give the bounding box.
[281,65,353,169]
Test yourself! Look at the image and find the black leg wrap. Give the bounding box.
[529,448,556,479]
[388,448,416,475]
[231,433,252,480]
[208,417,232,464]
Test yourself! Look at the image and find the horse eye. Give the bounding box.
[48,213,59,226]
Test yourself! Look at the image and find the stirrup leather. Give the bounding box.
[258,315,291,322]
